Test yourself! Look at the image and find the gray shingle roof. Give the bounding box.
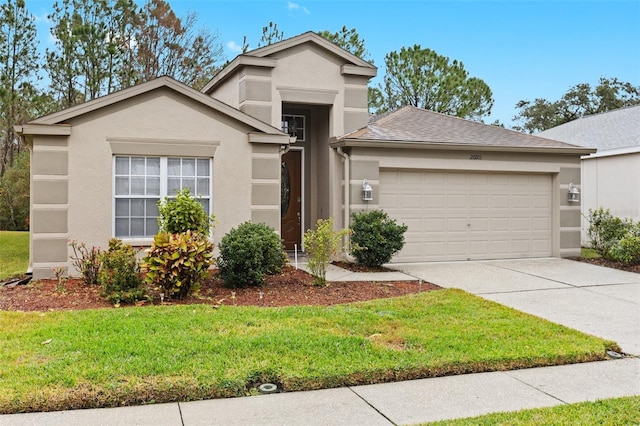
[341,106,583,150]
[538,105,640,151]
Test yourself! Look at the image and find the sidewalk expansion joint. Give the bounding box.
[501,371,569,406]
[348,387,397,425]
[177,402,185,426]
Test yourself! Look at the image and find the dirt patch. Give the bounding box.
[0,266,440,312]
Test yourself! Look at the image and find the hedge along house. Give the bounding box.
[18,32,594,279]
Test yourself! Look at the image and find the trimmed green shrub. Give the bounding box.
[587,207,633,257]
[99,239,146,305]
[304,217,350,286]
[350,210,408,267]
[69,240,102,284]
[609,224,640,265]
[216,222,287,288]
[142,230,214,300]
[157,188,214,235]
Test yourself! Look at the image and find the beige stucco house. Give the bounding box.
[18,32,594,279]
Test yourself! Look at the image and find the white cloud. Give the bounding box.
[288,2,310,15]
[227,40,243,53]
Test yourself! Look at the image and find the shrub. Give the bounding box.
[304,217,350,286]
[99,239,146,305]
[69,240,102,284]
[350,210,408,267]
[157,188,214,235]
[216,222,287,288]
[142,230,214,299]
[587,207,633,257]
[609,224,640,265]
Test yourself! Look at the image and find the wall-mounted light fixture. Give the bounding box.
[568,183,580,203]
[362,179,373,201]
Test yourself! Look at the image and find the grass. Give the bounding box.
[0,231,29,279]
[423,396,640,425]
[581,247,602,259]
[0,289,617,414]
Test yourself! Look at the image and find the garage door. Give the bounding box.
[379,170,552,262]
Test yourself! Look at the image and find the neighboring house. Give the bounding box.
[17,32,594,279]
[539,105,640,243]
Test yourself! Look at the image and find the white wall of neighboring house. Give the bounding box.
[581,148,640,243]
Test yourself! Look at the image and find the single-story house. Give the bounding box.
[539,105,640,243]
[18,32,595,279]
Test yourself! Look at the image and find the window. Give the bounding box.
[114,156,211,238]
[281,114,305,142]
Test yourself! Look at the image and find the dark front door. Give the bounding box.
[281,150,302,250]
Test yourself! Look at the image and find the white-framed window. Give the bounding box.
[114,156,212,238]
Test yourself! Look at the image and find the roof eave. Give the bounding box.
[330,138,598,155]
[15,123,72,136]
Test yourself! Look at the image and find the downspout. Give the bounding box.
[336,147,350,232]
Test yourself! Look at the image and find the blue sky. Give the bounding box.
[29,0,640,127]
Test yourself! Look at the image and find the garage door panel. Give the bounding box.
[447,194,468,209]
[491,195,510,208]
[380,170,552,262]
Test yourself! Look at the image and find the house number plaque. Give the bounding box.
[469,154,482,160]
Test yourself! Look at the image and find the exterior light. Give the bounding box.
[568,183,580,203]
[362,179,373,201]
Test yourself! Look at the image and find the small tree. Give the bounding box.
[157,188,214,235]
[304,217,350,286]
[350,210,407,267]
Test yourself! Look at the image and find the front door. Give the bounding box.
[281,150,302,250]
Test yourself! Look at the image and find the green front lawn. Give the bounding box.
[0,289,617,414]
[0,231,29,279]
[424,396,640,425]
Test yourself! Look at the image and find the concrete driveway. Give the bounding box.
[392,258,640,356]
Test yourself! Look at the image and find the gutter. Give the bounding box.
[330,138,597,155]
[336,147,350,231]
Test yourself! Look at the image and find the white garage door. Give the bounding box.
[379,170,552,262]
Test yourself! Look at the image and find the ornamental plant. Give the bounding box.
[157,188,214,235]
[69,240,102,284]
[216,222,287,288]
[350,210,407,267]
[587,207,633,257]
[99,239,146,305]
[142,230,214,300]
[304,217,350,286]
[609,224,640,265]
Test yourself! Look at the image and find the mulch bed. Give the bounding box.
[0,266,440,312]
[569,257,640,274]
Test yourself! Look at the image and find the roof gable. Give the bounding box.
[335,106,595,154]
[202,32,376,94]
[248,32,374,68]
[30,76,284,136]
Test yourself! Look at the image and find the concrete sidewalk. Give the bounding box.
[2,358,638,426]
